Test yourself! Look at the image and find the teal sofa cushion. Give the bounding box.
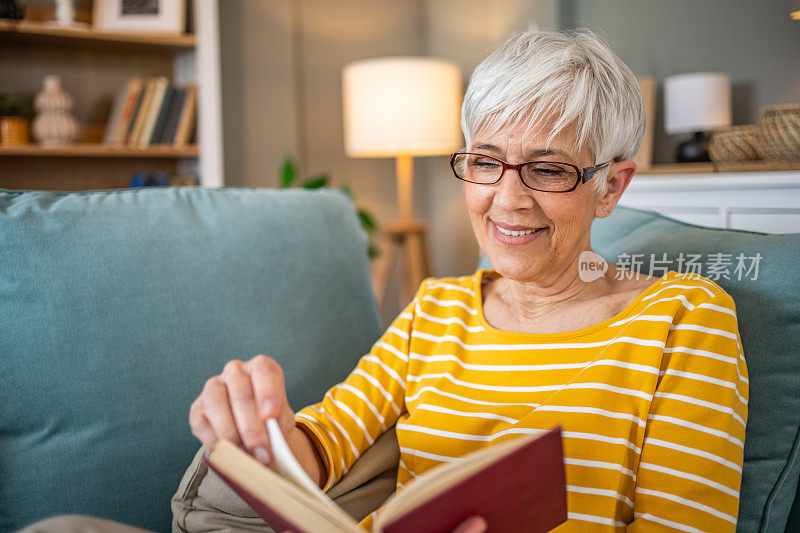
[478,205,800,532]
[0,187,383,532]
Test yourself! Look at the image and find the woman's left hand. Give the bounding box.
[452,516,488,533]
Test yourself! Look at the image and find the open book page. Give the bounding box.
[375,429,547,528]
[207,439,361,532]
[265,419,334,503]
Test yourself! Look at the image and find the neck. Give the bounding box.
[494,248,608,321]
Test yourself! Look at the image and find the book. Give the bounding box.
[125,78,154,145]
[137,77,169,147]
[102,78,135,144]
[204,421,567,533]
[150,85,177,145]
[161,87,186,145]
[173,83,197,146]
[111,78,144,146]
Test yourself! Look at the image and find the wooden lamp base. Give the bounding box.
[372,154,432,310]
[374,219,430,310]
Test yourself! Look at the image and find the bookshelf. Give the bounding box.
[0,0,223,190]
[0,19,197,49]
[0,143,199,157]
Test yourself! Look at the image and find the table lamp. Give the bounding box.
[664,72,731,162]
[343,56,462,305]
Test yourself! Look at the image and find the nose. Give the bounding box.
[494,167,537,211]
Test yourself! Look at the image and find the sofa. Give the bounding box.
[1,186,799,532]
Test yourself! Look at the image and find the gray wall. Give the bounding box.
[219,1,299,189]
[218,0,557,320]
[564,0,800,163]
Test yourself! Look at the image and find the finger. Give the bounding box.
[189,398,219,450]
[200,375,242,447]
[247,355,287,420]
[221,359,271,457]
[452,516,487,533]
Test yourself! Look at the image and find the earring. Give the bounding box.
[602,207,612,214]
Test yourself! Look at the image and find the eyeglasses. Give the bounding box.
[450,152,612,193]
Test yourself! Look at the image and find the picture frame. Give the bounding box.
[93,0,185,35]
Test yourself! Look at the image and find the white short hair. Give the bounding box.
[461,29,645,193]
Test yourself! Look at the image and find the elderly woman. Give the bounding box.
[189,30,748,532]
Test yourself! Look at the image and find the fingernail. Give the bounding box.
[254,445,271,464]
[261,398,276,416]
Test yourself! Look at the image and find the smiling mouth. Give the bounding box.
[495,226,541,237]
[492,220,547,237]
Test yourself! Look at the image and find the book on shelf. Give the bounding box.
[204,420,567,533]
[149,85,177,145]
[103,77,138,144]
[161,87,186,145]
[126,78,154,145]
[102,78,198,148]
[108,78,144,146]
[137,76,169,148]
[173,83,197,146]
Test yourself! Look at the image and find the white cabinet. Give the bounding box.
[620,171,800,234]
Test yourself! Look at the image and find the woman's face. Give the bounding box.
[464,124,602,283]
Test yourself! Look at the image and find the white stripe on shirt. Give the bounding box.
[635,487,736,524]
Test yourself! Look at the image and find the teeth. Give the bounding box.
[497,225,538,237]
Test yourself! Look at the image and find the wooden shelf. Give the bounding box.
[0,143,199,158]
[0,19,195,51]
[639,161,800,175]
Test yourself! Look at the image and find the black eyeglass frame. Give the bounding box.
[449,152,613,193]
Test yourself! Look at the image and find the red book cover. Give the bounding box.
[382,428,567,533]
[204,427,566,533]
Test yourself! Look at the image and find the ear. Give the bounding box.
[595,160,636,218]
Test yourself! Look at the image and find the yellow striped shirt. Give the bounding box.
[295,269,748,531]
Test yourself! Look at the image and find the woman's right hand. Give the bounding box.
[189,354,298,465]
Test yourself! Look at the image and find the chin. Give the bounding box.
[484,251,539,281]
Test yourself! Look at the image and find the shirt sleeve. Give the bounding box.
[294,284,423,491]
[628,290,749,531]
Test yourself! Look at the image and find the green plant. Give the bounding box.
[279,155,380,258]
[0,94,32,118]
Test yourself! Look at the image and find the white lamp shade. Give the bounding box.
[343,57,462,157]
[664,72,732,134]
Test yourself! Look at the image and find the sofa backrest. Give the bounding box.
[0,187,383,532]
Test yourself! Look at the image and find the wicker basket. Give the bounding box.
[709,125,760,163]
[755,103,800,162]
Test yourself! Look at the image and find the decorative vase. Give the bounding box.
[0,116,30,145]
[32,75,79,146]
